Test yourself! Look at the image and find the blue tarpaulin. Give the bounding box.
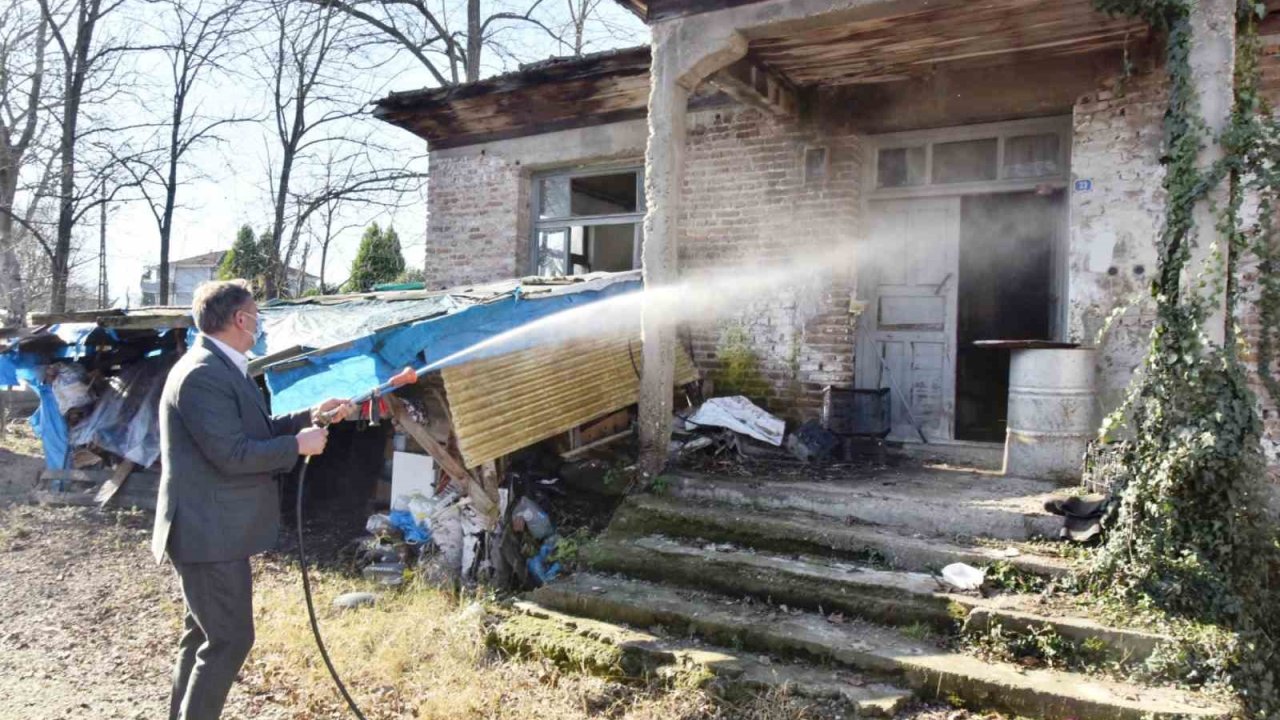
[14,364,69,470]
[264,276,641,415]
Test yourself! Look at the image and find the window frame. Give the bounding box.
[868,117,1071,200]
[530,165,646,276]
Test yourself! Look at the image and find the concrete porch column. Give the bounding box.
[637,23,746,477]
[1187,0,1235,346]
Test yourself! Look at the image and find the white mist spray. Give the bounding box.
[418,239,861,373]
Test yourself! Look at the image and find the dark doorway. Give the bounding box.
[955,191,1060,441]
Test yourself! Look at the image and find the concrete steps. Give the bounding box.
[612,494,1071,577]
[583,534,1169,664]
[532,573,1232,720]
[493,600,915,716]
[664,470,1067,541]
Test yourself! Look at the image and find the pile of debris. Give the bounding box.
[670,393,854,466]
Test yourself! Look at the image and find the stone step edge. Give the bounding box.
[584,534,1169,664]
[663,473,1062,542]
[493,600,916,717]
[615,493,1070,577]
[532,574,1233,720]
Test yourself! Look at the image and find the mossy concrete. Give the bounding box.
[491,600,915,715]
[613,494,1069,577]
[532,574,1233,720]
[583,534,1169,663]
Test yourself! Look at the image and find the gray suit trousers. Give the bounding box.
[169,559,255,720]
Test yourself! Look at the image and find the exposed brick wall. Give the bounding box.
[1070,58,1280,485]
[679,107,863,420]
[423,153,525,289]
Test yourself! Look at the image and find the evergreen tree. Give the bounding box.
[256,228,279,292]
[346,223,406,291]
[218,225,266,286]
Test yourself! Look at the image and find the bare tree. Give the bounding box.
[257,0,354,297]
[117,0,252,305]
[37,0,139,313]
[258,0,426,298]
[310,0,568,85]
[0,2,50,325]
[286,143,424,291]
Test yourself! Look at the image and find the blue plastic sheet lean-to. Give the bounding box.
[263,279,641,415]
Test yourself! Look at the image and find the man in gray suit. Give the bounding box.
[153,279,353,720]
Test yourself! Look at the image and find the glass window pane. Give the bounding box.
[1003,133,1061,179]
[570,173,639,216]
[877,146,925,188]
[540,172,641,218]
[539,177,570,219]
[586,223,638,272]
[932,138,998,184]
[537,228,569,276]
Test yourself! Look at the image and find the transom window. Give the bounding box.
[531,168,644,277]
[873,119,1070,194]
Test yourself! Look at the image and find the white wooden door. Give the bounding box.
[856,197,960,442]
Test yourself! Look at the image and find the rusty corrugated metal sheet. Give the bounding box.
[442,334,698,468]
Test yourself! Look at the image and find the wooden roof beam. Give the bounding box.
[707,57,800,119]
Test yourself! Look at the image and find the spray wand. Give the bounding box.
[296,364,422,720]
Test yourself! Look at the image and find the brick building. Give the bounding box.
[374,0,1280,481]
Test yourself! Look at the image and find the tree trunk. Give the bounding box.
[158,95,184,306]
[0,167,28,325]
[50,0,99,314]
[266,146,293,299]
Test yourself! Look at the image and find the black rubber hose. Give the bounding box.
[296,456,369,720]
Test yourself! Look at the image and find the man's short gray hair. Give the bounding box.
[192,280,253,334]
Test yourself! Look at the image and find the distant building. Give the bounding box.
[139,251,319,306]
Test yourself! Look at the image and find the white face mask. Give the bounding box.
[238,310,264,348]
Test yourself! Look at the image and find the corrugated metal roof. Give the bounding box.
[442,333,698,468]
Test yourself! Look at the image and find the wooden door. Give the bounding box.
[856,197,960,441]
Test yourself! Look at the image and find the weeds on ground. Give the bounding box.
[247,561,844,720]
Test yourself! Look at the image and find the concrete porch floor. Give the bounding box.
[670,448,1078,542]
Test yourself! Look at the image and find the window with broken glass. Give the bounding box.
[530,168,645,277]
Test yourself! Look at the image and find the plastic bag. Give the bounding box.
[388,510,430,545]
[513,497,553,539]
[51,363,93,415]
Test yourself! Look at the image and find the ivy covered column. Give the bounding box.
[1188,0,1236,345]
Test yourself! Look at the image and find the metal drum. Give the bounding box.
[1003,348,1098,483]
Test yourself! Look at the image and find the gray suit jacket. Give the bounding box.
[152,336,310,564]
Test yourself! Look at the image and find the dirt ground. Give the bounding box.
[0,425,998,720]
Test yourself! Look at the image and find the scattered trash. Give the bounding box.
[1044,494,1108,542]
[50,363,94,415]
[513,496,553,539]
[527,537,561,585]
[998,547,1022,558]
[387,509,431,545]
[686,396,786,447]
[785,419,839,462]
[362,562,406,586]
[940,563,986,592]
[365,513,395,536]
[333,592,378,610]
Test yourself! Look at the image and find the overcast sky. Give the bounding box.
[90,0,646,305]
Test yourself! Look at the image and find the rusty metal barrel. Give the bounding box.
[1002,348,1098,483]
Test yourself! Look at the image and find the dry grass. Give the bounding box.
[244,559,829,720]
[0,421,44,457]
